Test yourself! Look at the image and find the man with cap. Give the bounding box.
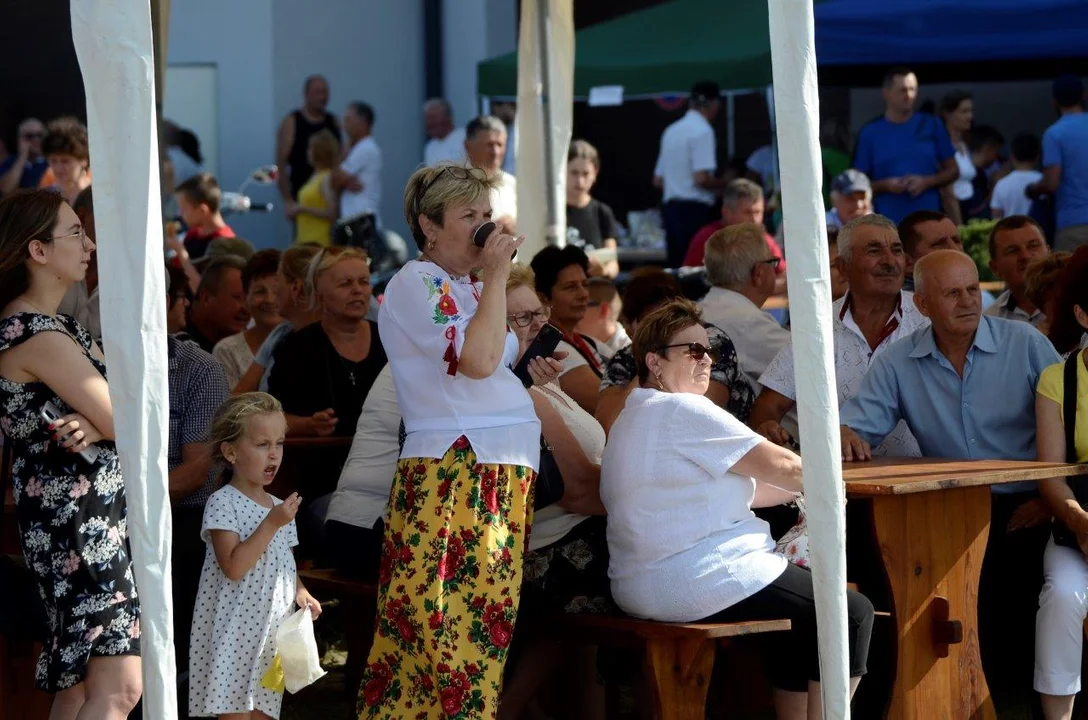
[1029,75,1088,251]
[826,169,873,231]
[853,67,959,223]
[653,80,728,268]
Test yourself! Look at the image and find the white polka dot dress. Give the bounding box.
[188,484,298,719]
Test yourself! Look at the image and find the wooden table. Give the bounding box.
[844,458,1088,719]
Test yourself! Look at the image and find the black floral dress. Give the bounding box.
[0,312,140,692]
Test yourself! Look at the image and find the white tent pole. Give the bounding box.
[515,0,574,259]
[767,1,851,718]
[71,1,175,718]
[536,0,562,247]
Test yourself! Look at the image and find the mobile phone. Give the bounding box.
[472,221,497,248]
[513,323,564,388]
[40,401,102,465]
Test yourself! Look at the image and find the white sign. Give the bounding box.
[588,85,624,107]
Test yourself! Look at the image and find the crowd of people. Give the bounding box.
[3,63,1088,720]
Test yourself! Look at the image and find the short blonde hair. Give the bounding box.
[308,130,341,170]
[208,393,283,484]
[632,298,703,384]
[403,163,498,251]
[306,246,369,308]
[704,223,768,287]
[505,263,536,295]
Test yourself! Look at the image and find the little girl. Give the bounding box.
[189,392,321,719]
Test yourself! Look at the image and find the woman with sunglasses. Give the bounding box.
[601,298,874,719]
[358,163,562,718]
[0,190,142,718]
[596,268,753,435]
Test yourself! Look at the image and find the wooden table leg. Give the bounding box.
[870,486,994,720]
[644,637,715,720]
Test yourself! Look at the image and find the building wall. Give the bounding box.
[168,0,441,248]
[167,0,277,246]
[442,0,518,124]
[271,0,427,246]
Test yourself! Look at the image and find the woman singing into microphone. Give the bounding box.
[358,163,561,719]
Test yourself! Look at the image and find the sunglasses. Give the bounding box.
[416,166,489,213]
[21,132,44,140]
[760,257,781,269]
[657,342,719,363]
[507,306,551,328]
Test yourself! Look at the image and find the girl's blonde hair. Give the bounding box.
[307,130,341,170]
[403,163,498,251]
[208,393,284,483]
[304,245,370,309]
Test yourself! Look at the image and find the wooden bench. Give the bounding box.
[299,568,791,720]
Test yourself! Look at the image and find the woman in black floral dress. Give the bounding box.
[0,190,141,719]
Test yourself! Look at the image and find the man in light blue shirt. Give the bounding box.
[839,250,1059,484]
[839,249,1061,705]
[1029,75,1088,251]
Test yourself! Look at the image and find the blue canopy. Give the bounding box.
[815,0,1088,66]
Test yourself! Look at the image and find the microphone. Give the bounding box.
[220,192,274,214]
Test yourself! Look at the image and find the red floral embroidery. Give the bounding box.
[438,294,458,316]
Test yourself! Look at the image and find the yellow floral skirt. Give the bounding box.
[357,436,534,719]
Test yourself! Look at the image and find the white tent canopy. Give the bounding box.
[71,1,175,718]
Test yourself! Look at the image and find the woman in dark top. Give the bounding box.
[566,140,620,276]
[268,246,385,437]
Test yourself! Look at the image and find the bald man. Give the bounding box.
[839,249,1061,706]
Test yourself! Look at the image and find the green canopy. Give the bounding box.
[477,0,773,97]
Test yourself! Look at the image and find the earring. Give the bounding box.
[427,238,436,251]
[655,373,664,390]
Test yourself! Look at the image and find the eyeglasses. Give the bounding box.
[44,227,90,244]
[657,342,719,363]
[760,257,782,269]
[416,165,490,212]
[21,132,44,140]
[507,306,551,327]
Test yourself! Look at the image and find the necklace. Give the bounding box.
[340,355,362,386]
[18,296,54,317]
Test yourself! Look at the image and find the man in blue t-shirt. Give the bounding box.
[0,118,49,196]
[1028,75,1088,251]
[853,67,959,224]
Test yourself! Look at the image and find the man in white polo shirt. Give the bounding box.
[339,101,383,227]
[653,80,727,268]
[465,115,517,234]
[422,98,465,166]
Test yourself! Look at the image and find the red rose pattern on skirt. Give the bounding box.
[357,438,534,719]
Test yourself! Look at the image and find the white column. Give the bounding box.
[71,1,175,717]
[515,0,574,257]
[767,1,851,717]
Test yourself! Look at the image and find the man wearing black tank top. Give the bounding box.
[276,74,340,216]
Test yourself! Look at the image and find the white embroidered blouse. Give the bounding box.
[377,260,541,470]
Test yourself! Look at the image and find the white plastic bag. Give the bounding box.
[275,607,327,694]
